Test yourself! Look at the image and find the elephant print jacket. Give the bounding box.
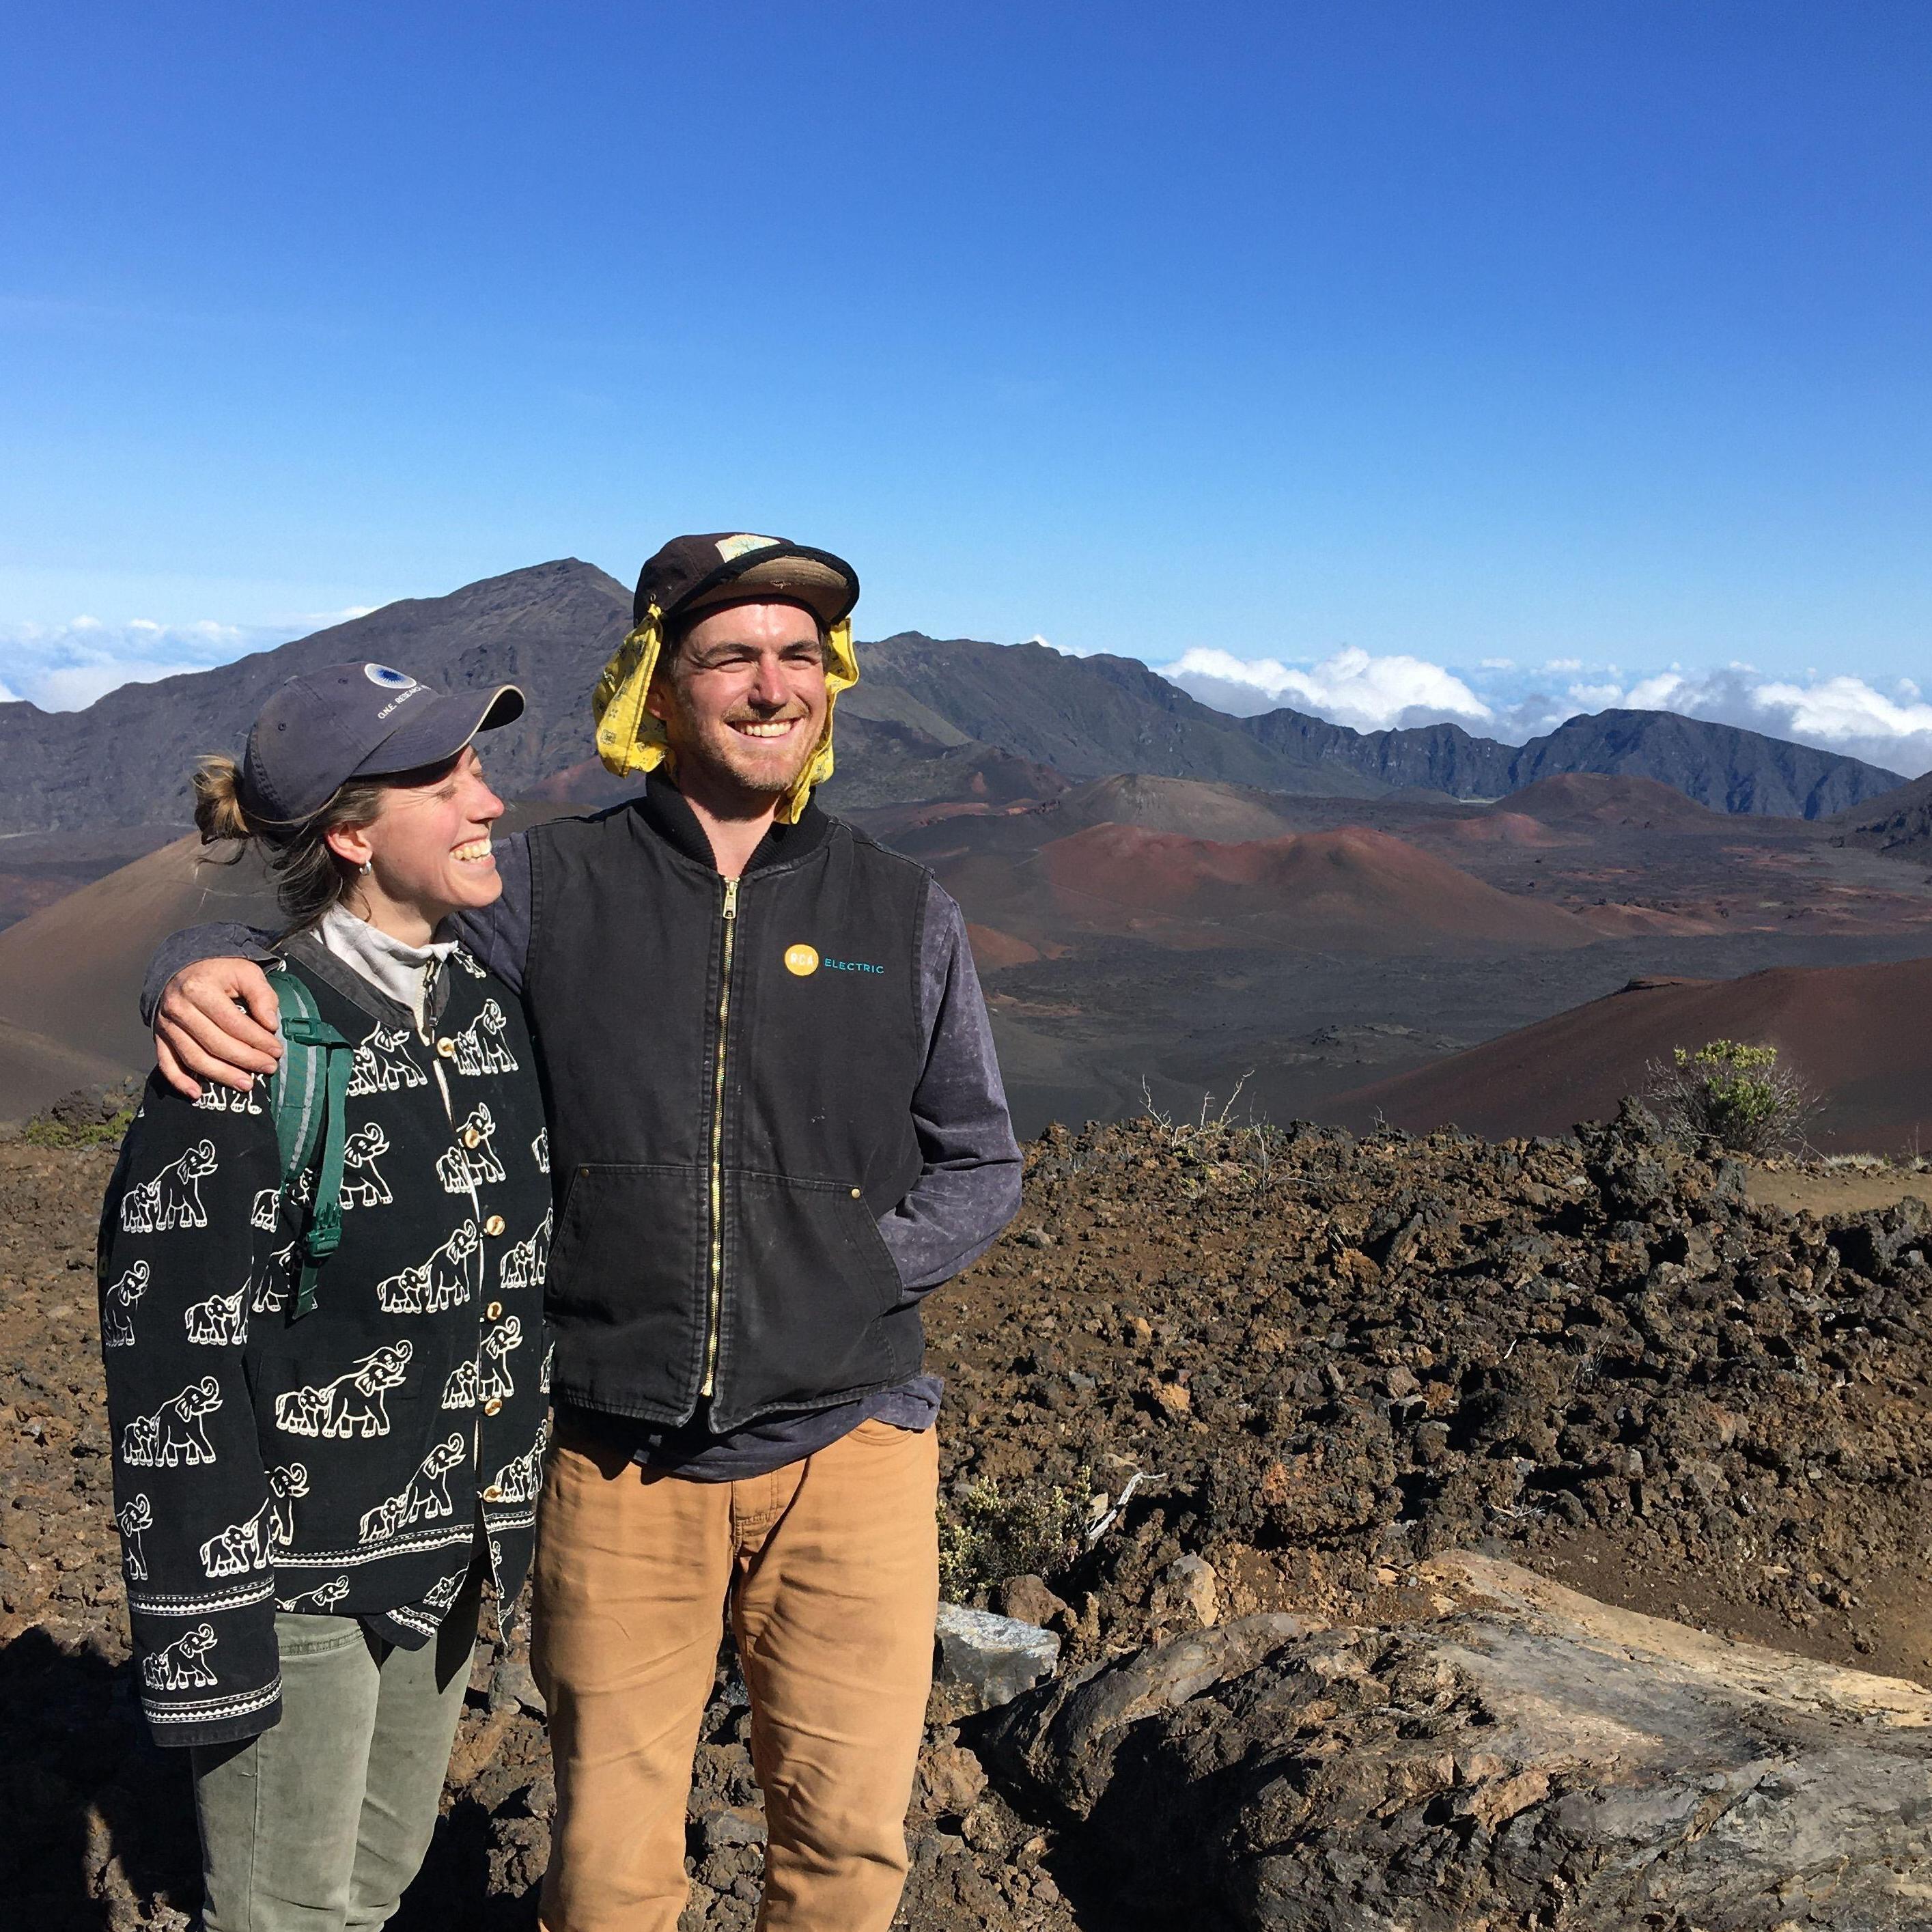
[96,936,553,1748]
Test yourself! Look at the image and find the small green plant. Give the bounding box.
[22,1104,137,1149]
[938,1474,1087,1601]
[1645,1039,1815,1154]
[18,1078,141,1149]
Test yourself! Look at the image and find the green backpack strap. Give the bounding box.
[269,969,352,1319]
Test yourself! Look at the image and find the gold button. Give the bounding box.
[482,1485,502,1501]
[436,1037,457,1059]
[484,1397,503,1416]
[462,1128,481,1149]
[486,1301,502,1319]
[850,1188,862,1199]
[484,1214,505,1237]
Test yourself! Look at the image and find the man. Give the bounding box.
[146,533,1023,1932]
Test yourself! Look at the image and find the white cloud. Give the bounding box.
[1164,643,1932,779]
[1161,645,1495,732]
[1564,681,1626,711]
[0,616,254,710]
[1608,666,1932,777]
[0,608,371,711]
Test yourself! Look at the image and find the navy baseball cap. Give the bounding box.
[239,662,525,824]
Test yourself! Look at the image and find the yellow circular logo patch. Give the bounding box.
[783,943,820,977]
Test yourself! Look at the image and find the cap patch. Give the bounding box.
[716,534,781,562]
[364,664,420,690]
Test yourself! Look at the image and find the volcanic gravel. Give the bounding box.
[6,1098,1932,1928]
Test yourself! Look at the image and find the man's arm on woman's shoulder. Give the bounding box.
[140,925,277,1029]
[143,927,283,1098]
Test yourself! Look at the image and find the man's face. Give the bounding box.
[646,601,830,802]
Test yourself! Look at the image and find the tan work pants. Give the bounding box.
[531,1412,940,1932]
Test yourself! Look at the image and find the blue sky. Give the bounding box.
[5,3,1931,770]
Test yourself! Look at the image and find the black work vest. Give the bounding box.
[523,784,929,1432]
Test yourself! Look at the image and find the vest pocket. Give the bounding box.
[544,1163,710,1414]
[724,1173,902,1419]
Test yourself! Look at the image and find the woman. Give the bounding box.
[97,660,554,1931]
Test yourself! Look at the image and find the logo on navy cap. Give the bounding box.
[364,664,419,691]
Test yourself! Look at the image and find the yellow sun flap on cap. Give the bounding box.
[591,606,860,826]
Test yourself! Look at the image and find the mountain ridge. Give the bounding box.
[1239,699,1901,818]
[0,561,1903,832]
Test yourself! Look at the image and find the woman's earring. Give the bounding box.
[360,860,373,876]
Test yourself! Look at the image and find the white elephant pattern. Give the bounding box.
[477,1316,522,1405]
[377,1222,477,1313]
[447,1000,518,1075]
[116,1496,152,1579]
[436,1104,505,1194]
[102,1261,149,1347]
[422,1569,466,1611]
[489,1433,546,1507]
[184,1280,249,1347]
[499,1209,552,1293]
[274,1343,412,1440]
[143,1624,219,1691]
[247,1240,297,1315]
[199,1464,308,1577]
[120,1140,218,1233]
[341,1123,393,1209]
[122,1377,221,1467]
[194,1080,261,1115]
[279,1577,350,1612]
[359,1434,467,1543]
[347,1024,428,1096]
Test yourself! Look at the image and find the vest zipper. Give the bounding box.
[699,874,740,1398]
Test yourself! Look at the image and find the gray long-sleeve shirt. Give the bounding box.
[143,816,1022,1480]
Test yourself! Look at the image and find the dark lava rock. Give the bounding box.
[10,1102,1932,1930]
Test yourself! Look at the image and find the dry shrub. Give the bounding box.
[938,1474,1087,1602]
[1644,1039,1816,1154]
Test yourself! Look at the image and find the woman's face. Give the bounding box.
[329,745,506,938]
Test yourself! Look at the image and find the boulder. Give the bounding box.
[919,1740,990,1818]
[1152,1553,1220,1628]
[998,1572,1072,1628]
[993,1558,1932,1929]
[987,1613,1313,1817]
[934,1603,1061,1713]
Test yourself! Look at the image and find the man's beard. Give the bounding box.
[686,714,820,800]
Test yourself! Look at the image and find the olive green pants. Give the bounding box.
[190,1576,480,1931]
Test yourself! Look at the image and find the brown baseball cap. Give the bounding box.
[632,533,860,631]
